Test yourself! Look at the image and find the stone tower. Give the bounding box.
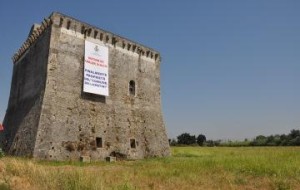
[0,12,170,161]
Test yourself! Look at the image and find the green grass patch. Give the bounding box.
[0,147,299,189]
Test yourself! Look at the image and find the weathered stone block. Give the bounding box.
[80,156,91,163]
[106,156,116,162]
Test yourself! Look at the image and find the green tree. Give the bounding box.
[196,134,206,146]
[250,135,267,146]
[289,129,300,139]
[177,133,196,145]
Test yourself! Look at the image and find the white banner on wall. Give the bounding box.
[83,40,109,96]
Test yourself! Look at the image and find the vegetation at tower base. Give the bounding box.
[0,148,4,158]
[0,12,170,161]
[0,147,299,190]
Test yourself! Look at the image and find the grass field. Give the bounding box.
[0,147,299,190]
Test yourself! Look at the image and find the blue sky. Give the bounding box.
[0,1,299,140]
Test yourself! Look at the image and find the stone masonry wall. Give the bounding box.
[1,27,51,156]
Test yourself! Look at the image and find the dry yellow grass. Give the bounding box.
[0,147,299,190]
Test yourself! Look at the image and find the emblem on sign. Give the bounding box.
[94,45,99,52]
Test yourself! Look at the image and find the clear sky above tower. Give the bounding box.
[0,0,299,140]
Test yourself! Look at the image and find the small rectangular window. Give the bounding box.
[96,137,103,148]
[130,139,136,149]
[129,80,136,96]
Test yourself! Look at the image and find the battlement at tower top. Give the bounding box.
[12,12,160,64]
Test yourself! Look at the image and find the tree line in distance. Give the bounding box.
[169,129,300,147]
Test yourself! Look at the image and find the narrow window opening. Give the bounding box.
[130,139,136,149]
[96,137,103,148]
[67,20,71,29]
[129,80,135,96]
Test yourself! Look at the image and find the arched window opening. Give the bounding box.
[129,80,135,96]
